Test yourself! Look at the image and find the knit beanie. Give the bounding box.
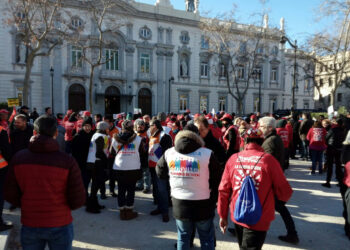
[122,120,134,133]
[96,121,109,131]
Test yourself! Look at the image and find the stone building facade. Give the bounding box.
[0,0,314,115]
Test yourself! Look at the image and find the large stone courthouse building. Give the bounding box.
[0,0,314,115]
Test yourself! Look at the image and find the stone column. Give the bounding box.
[156,49,165,113]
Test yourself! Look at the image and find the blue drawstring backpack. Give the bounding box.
[234,153,265,225]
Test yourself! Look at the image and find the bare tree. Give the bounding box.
[305,0,350,107]
[66,0,127,112]
[200,11,280,115]
[4,0,67,106]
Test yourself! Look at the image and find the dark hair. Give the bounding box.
[14,114,27,122]
[94,114,102,120]
[104,115,114,123]
[183,123,199,134]
[68,112,78,122]
[246,137,264,146]
[313,121,322,128]
[194,115,209,128]
[45,107,51,113]
[336,118,343,127]
[180,120,187,129]
[56,113,63,119]
[34,115,57,137]
[150,119,163,131]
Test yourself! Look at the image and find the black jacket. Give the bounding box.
[299,119,314,140]
[262,129,285,169]
[72,129,94,169]
[326,125,345,150]
[204,130,227,167]
[0,129,11,162]
[10,123,33,155]
[225,126,238,158]
[156,130,222,221]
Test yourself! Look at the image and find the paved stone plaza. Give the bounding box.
[4,159,350,249]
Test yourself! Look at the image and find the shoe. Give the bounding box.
[0,223,13,232]
[119,208,126,220]
[162,214,169,223]
[278,234,299,244]
[228,227,236,236]
[142,188,150,194]
[135,186,143,191]
[125,208,138,220]
[150,209,161,216]
[110,192,118,198]
[86,206,101,214]
[322,183,331,188]
[9,205,16,211]
[310,171,316,175]
[100,194,107,200]
[85,197,101,214]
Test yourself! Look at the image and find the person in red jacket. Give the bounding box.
[5,115,85,249]
[218,128,293,250]
[64,112,78,154]
[342,161,350,240]
[276,119,290,170]
[306,121,327,174]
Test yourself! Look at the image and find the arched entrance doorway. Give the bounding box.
[138,88,152,115]
[69,84,86,112]
[105,86,120,115]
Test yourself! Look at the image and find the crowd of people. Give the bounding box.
[0,105,350,250]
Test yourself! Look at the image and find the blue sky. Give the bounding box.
[136,0,332,45]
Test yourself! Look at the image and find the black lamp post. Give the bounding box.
[253,70,262,113]
[280,35,297,116]
[168,76,174,113]
[50,67,54,114]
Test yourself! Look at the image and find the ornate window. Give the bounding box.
[220,63,227,78]
[139,26,152,40]
[179,94,188,112]
[71,17,83,29]
[71,46,83,68]
[271,46,279,56]
[201,62,209,78]
[271,67,278,82]
[200,95,208,112]
[257,46,264,54]
[105,49,119,71]
[253,67,262,81]
[201,35,209,49]
[180,31,190,44]
[237,65,245,80]
[219,96,226,111]
[140,53,150,73]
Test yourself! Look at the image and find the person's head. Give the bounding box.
[194,116,210,139]
[220,114,233,128]
[250,114,257,123]
[20,106,29,114]
[143,115,150,124]
[149,119,162,135]
[82,117,93,133]
[172,120,181,133]
[0,109,9,121]
[335,118,344,127]
[322,119,331,128]
[234,117,242,127]
[68,112,78,122]
[244,128,264,146]
[183,123,199,134]
[103,115,115,129]
[14,114,27,130]
[33,115,57,138]
[83,111,91,118]
[313,121,322,128]
[96,121,109,134]
[319,115,325,121]
[45,107,52,115]
[122,120,134,133]
[157,112,167,123]
[134,119,146,133]
[33,108,37,112]
[94,114,102,123]
[56,113,63,120]
[259,117,276,137]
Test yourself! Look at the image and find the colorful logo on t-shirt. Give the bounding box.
[169,158,200,177]
[117,143,136,154]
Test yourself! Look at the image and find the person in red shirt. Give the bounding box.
[218,128,293,250]
[64,112,78,154]
[306,121,327,174]
[169,120,180,143]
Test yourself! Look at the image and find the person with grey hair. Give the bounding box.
[86,121,110,213]
[259,117,299,244]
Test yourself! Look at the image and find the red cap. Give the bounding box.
[186,109,191,113]
[178,114,184,120]
[220,113,233,121]
[194,113,201,119]
[244,128,264,139]
[250,115,257,120]
[66,109,73,115]
[205,114,212,119]
[0,109,9,114]
[83,111,91,117]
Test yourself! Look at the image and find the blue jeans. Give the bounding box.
[176,218,215,250]
[136,167,151,190]
[310,149,323,172]
[21,223,74,250]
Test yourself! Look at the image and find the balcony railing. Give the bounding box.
[136,72,156,83]
[99,69,126,81]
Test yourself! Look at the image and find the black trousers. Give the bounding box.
[326,148,343,184]
[89,160,106,200]
[275,199,297,235]
[100,158,116,194]
[0,168,8,224]
[234,224,267,250]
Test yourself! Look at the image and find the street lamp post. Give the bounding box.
[50,67,54,114]
[253,70,262,113]
[280,36,298,116]
[168,76,174,113]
